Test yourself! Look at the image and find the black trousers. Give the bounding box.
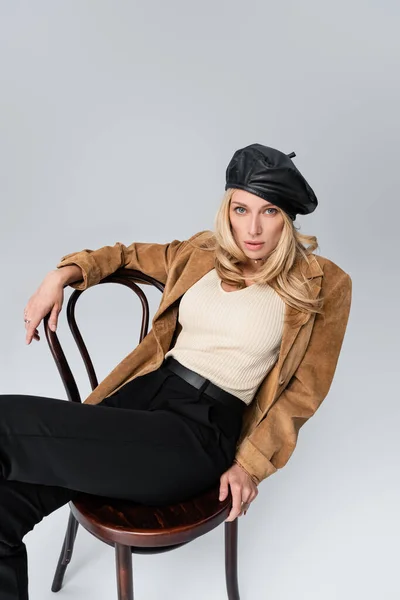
[0,360,244,600]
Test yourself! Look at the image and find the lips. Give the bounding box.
[244,241,264,250]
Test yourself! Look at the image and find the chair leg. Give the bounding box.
[115,543,134,600]
[51,510,79,592]
[225,519,240,600]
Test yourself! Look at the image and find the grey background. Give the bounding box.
[1,1,399,599]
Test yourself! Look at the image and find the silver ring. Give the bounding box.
[24,319,31,324]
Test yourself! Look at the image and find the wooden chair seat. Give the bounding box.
[70,483,231,551]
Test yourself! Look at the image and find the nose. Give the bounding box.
[248,215,262,236]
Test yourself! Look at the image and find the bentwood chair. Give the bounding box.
[43,268,242,600]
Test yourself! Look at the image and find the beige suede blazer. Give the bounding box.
[57,230,352,485]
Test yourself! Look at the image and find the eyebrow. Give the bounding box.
[231,201,275,208]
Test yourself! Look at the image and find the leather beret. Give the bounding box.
[225,143,318,220]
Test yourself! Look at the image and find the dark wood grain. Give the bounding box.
[69,483,232,549]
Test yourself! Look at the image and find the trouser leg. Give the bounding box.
[0,391,221,501]
[0,480,76,600]
[0,371,226,599]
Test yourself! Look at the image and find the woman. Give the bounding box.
[3,144,351,598]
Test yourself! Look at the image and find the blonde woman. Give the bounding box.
[3,144,352,598]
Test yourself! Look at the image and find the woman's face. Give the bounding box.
[229,189,285,268]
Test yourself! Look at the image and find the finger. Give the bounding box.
[225,485,242,522]
[49,304,59,332]
[26,326,39,334]
[26,323,41,343]
[24,318,40,332]
[243,494,256,515]
[219,477,229,501]
[226,505,242,522]
[26,322,40,345]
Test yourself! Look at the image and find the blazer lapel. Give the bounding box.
[155,249,216,318]
[276,256,324,370]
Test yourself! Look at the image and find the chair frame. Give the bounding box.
[43,268,242,600]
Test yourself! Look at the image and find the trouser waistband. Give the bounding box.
[162,357,245,415]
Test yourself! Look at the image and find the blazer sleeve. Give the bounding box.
[56,231,206,290]
[234,270,352,485]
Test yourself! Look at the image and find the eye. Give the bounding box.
[233,207,278,215]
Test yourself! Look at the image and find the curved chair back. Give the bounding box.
[43,268,164,403]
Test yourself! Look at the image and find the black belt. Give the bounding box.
[162,357,244,413]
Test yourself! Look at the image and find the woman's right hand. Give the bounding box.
[23,271,65,344]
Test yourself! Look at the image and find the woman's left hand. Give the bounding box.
[219,463,258,521]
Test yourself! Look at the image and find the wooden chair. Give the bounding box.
[43,268,242,600]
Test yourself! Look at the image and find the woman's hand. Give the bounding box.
[219,462,258,521]
[23,271,65,344]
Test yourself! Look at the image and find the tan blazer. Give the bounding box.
[57,230,352,485]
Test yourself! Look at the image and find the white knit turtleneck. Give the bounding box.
[164,268,286,405]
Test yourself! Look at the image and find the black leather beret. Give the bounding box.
[225,143,318,221]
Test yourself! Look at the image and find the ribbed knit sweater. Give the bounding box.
[164,268,286,405]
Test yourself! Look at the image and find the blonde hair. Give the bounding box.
[189,188,324,318]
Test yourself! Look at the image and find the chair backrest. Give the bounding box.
[43,268,165,404]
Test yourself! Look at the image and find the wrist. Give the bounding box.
[233,459,259,485]
[51,265,83,288]
[46,269,67,286]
